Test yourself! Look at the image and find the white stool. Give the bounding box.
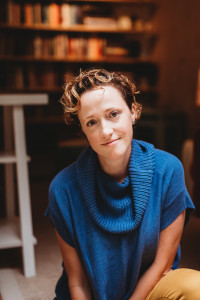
[0,94,48,277]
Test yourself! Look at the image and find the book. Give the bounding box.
[54,34,69,58]
[41,4,49,24]
[43,37,51,57]
[7,0,21,25]
[61,4,71,27]
[70,5,83,25]
[41,65,58,88]
[33,36,43,57]
[24,3,33,25]
[87,38,104,59]
[74,5,83,25]
[33,3,42,24]
[104,46,129,57]
[13,2,21,24]
[68,38,76,58]
[49,3,60,26]
[83,16,117,28]
[27,65,41,88]
[7,0,13,24]
[12,66,24,89]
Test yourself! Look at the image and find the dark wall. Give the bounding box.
[152,0,200,136]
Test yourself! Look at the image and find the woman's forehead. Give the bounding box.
[80,85,123,102]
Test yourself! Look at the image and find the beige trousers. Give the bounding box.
[145,268,200,300]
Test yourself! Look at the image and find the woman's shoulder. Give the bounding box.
[153,147,184,183]
[154,147,183,169]
[49,161,78,194]
[134,139,183,173]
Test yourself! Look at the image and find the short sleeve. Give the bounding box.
[160,157,195,231]
[45,181,75,247]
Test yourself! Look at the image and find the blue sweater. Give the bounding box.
[45,139,194,300]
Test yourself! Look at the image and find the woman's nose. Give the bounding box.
[100,121,113,138]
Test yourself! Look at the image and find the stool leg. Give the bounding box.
[13,105,36,277]
[3,107,15,219]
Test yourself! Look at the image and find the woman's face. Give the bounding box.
[78,85,136,167]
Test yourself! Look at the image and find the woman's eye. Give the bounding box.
[109,111,120,118]
[86,120,96,127]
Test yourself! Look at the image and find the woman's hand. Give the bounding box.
[128,210,185,300]
[55,231,93,300]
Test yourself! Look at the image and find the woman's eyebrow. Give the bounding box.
[84,107,119,120]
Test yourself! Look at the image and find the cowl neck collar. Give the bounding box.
[76,139,155,234]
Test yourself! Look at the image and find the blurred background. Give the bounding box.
[0,0,200,299]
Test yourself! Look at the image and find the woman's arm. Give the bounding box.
[55,230,93,300]
[129,210,185,300]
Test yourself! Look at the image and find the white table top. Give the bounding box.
[0,94,48,106]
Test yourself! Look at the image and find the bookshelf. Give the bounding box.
[0,0,157,122]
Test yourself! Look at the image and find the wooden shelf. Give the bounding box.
[0,0,158,126]
[0,23,153,35]
[27,115,65,124]
[0,55,153,64]
[0,86,156,94]
[63,0,154,3]
[0,218,37,249]
[0,87,63,94]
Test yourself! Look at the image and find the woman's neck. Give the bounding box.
[98,156,130,183]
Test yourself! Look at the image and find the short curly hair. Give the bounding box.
[60,68,142,126]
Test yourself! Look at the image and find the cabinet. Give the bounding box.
[0,0,157,123]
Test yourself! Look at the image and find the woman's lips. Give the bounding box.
[102,138,120,146]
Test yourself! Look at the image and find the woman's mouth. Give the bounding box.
[102,138,120,146]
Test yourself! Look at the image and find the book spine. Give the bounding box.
[7,0,13,24]
[61,4,71,27]
[33,3,42,24]
[27,65,40,88]
[41,4,49,24]
[34,35,43,57]
[24,3,33,25]
[49,3,60,26]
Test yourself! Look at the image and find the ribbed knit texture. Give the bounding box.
[76,139,155,233]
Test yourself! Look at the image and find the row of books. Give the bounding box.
[5,1,83,26]
[4,1,143,30]
[1,65,61,89]
[5,1,118,27]
[0,64,153,92]
[33,36,107,59]
[0,34,131,59]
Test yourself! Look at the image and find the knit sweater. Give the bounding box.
[77,139,155,234]
[45,139,194,300]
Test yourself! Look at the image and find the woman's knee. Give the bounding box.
[146,268,200,300]
[173,268,200,299]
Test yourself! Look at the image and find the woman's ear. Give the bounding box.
[130,103,137,124]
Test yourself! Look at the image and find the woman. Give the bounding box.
[45,69,200,300]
